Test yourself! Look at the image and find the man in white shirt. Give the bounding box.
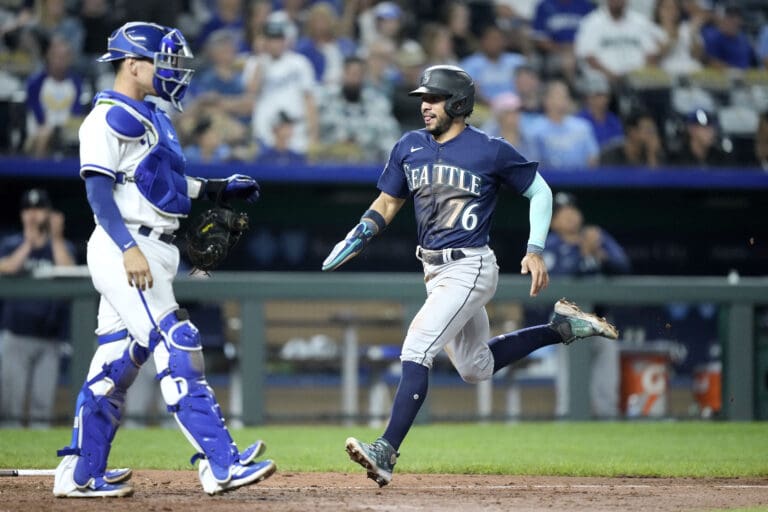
[245,18,319,155]
[574,0,666,84]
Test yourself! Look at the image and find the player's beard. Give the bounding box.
[427,112,452,138]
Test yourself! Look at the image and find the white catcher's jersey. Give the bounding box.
[78,103,181,233]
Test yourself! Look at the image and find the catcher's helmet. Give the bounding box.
[97,22,194,111]
[409,65,475,118]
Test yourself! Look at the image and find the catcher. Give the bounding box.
[54,22,273,498]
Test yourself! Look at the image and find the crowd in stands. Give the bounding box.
[2,0,768,169]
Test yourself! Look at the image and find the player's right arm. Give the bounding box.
[79,105,153,290]
[321,192,405,272]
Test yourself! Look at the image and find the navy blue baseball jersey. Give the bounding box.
[0,234,72,339]
[377,126,537,250]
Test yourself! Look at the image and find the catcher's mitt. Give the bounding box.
[185,207,249,272]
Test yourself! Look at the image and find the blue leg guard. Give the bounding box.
[155,310,239,483]
[56,332,149,490]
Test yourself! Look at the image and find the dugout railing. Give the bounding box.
[0,273,765,423]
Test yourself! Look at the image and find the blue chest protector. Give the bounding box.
[98,91,191,216]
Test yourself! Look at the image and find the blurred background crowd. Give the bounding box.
[2,0,768,169]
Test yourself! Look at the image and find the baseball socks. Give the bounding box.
[488,325,561,373]
[381,361,429,450]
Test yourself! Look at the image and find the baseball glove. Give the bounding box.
[185,207,249,272]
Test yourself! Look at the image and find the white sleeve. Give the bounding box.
[574,15,599,58]
[78,107,121,180]
[297,55,318,94]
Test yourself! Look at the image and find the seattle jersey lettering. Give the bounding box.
[404,163,482,196]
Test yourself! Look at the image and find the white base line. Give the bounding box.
[0,469,57,477]
[254,484,768,491]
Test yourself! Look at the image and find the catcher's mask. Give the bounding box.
[97,22,194,111]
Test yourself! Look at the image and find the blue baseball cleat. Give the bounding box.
[345,437,398,487]
[53,455,134,498]
[198,458,276,495]
[103,467,132,484]
[549,299,619,344]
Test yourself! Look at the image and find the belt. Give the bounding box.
[138,225,176,244]
[416,246,467,265]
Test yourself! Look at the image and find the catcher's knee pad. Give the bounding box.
[154,309,237,483]
[57,334,148,487]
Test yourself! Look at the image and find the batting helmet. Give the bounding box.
[97,22,194,111]
[409,65,475,118]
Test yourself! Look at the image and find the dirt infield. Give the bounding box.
[3,471,768,512]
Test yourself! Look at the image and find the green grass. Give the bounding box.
[1,422,766,477]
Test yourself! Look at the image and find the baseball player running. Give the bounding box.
[53,22,274,498]
[323,65,618,487]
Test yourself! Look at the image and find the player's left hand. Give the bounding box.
[520,252,549,297]
[223,174,260,203]
[203,174,261,203]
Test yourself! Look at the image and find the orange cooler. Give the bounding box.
[692,361,722,417]
[620,349,671,418]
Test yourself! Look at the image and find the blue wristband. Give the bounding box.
[361,209,387,234]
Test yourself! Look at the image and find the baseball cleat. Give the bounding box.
[198,458,276,495]
[550,299,619,344]
[345,436,398,488]
[54,454,134,498]
[238,440,267,465]
[103,467,132,484]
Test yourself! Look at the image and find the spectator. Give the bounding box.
[78,0,120,62]
[195,0,246,51]
[655,0,705,77]
[600,109,664,168]
[183,116,232,163]
[0,1,41,77]
[421,22,458,67]
[542,192,630,418]
[0,189,76,427]
[295,2,357,85]
[255,110,307,165]
[359,1,404,52]
[668,109,730,168]
[574,0,666,85]
[186,29,254,125]
[391,40,428,133]
[531,0,595,81]
[514,64,543,115]
[244,0,273,55]
[701,5,755,70]
[576,73,624,151]
[244,18,319,156]
[24,34,84,158]
[363,38,399,100]
[460,23,527,104]
[757,24,768,70]
[544,191,631,276]
[443,0,476,60]
[482,92,532,158]
[526,80,600,169]
[33,0,85,58]
[316,56,400,162]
